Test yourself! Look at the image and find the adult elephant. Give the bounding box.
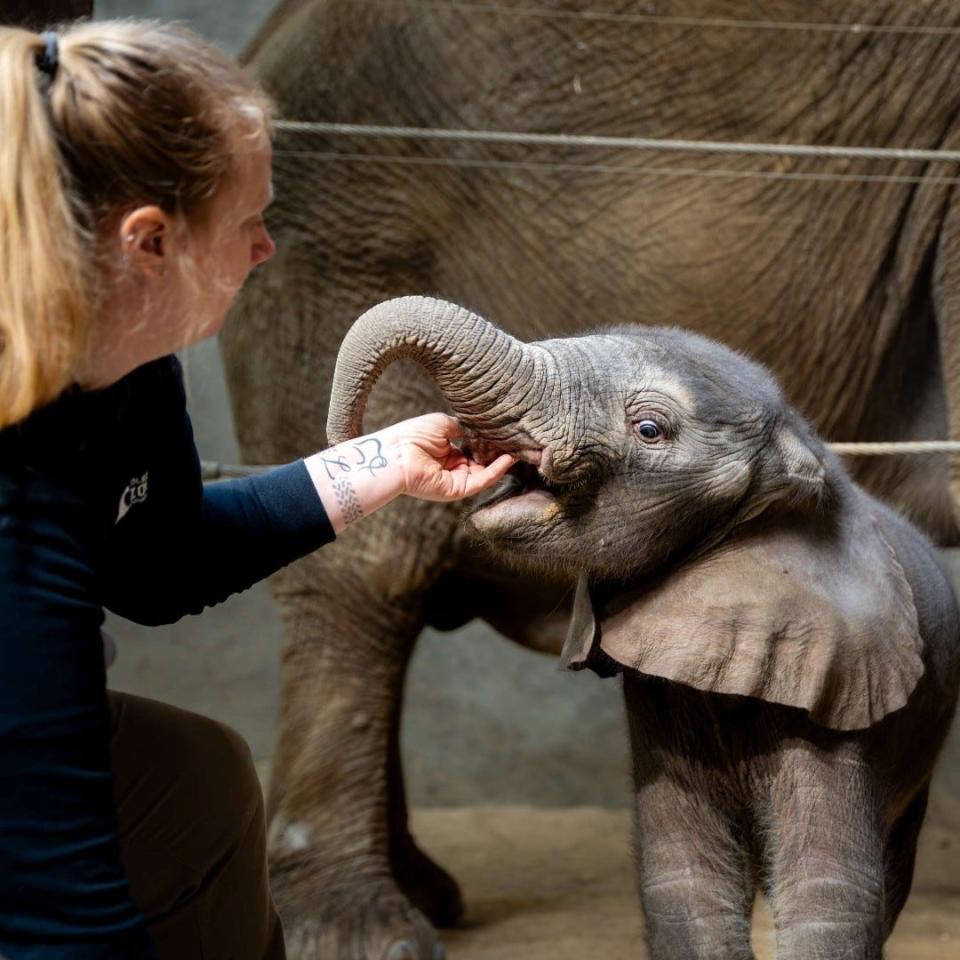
[221,1,960,957]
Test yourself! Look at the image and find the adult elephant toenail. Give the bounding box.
[386,941,417,960]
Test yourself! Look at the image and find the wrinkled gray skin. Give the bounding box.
[222,2,960,956]
[329,296,960,959]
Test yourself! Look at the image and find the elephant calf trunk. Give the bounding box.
[326,296,537,445]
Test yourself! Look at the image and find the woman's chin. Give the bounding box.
[190,312,228,346]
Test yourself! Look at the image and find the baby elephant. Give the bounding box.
[327,296,960,960]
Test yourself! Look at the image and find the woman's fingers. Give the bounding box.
[458,452,516,497]
[394,413,519,501]
[436,413,462,438]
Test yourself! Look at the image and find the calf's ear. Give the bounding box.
[776,426,825,492]
[756,413,828,513]
[561,507,923,731]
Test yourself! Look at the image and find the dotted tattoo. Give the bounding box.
[332,477,363,524]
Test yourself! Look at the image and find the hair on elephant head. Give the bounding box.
[328,295,943,734]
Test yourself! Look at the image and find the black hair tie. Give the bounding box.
[36,31,59,80]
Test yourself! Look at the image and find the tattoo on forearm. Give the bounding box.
[332,477,364,524]
[319,437,390,481]
[318,452,351,479]
[354,437,389,476]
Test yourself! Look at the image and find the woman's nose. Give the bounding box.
[252,226,276,266]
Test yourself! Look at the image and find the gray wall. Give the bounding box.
[94,1,960,825]
[95,0,275,55]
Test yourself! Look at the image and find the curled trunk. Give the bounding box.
[326,296,542,445]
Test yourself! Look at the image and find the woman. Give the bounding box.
[0,20,513,959]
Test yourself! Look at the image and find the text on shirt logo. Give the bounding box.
[116,472,149,524]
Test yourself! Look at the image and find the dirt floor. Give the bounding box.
[409,807,960,960]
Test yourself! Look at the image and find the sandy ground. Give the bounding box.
[409,807,960,960]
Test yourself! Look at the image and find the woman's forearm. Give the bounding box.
[304,414,515,535]
[304,431,404,534]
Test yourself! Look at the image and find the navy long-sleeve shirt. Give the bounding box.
[0,356,334,958]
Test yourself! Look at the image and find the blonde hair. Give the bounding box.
[0,21,272,429]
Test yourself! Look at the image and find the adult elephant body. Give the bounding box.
[221,2,960,956]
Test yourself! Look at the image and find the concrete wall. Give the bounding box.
[93,2,960,829]
[95,0,274,56]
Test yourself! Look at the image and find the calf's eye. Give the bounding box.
[635,420,662,441]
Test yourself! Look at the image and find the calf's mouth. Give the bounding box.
[460,439,564,530]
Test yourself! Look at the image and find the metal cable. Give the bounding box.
[273,148,960,186]
[202,462,271,479]
[201,441,960,479]
[364,0,960,38]
[827,441,960,455]
[274,121,960,165]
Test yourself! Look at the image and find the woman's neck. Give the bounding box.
[76,283,178,390]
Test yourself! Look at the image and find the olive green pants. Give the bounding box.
[109,692,285,960]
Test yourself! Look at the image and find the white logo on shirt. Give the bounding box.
[116,472,149,524]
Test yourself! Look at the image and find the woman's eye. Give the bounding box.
[635,420,662,441]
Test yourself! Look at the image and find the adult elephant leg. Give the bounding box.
[264,537,448,960]
[386,702,463,928]
[935,198,960,537]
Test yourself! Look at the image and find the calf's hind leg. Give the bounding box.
[625,677,756,960]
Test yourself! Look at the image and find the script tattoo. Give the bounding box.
[317,451,351,479]
[332,477,363,524]
[353,437,389,476]
[317,437,390,481]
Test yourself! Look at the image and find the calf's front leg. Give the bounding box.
[764,742,885,960]
[625,676,757,960]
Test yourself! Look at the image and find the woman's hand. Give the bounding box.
[305,414,515,533]
[379,413,515,501]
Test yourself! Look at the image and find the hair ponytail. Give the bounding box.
[0,28,90,430]
[0,21,271,429]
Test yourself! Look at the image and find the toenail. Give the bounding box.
[386,941,416,960]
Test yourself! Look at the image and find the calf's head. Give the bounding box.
[328,295,826,580]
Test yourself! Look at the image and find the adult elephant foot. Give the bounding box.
[276,877,444,960]
[392,836,463,928]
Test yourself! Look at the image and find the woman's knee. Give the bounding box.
[188,711,263,825]
[111,692,264,857]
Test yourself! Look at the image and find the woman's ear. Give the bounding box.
[119,205,173,278]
